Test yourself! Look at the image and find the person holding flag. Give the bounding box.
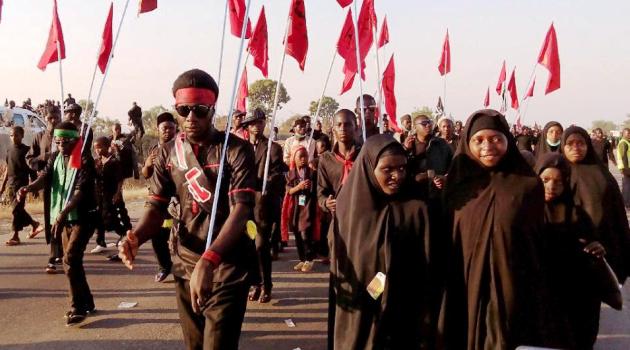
[117,69,258,349]
[18,121,98,326]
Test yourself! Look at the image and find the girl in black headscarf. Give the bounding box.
[535,152,605,349]
[332,134,432,349]
[534,121,563,160]
[562,125,630,293]
[438,109,557,350]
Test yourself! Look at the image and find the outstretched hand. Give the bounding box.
[119,230,139,270]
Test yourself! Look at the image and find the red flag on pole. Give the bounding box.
[138,0,157,15]
[484,87,490,107]
[537,23,560,94]
[236,67,248,112]
[97,3,114,74]
[248,6,268,77]
[438,30,451,76]
[337,0,352,8]
[507,68,519,110]
[228,0,252,39]
[524,77,535,100]
[382,55,399,130]
[337,9,364,94]
[357,0,376,68]
[496,60,506,95]
[378,16,389,48]
[68,137,83,169]
[285,0,308,71]
[37,0,66,71]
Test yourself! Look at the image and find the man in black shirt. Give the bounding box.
[591,127,616,167]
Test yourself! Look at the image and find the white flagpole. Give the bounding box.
[519,63,538,124]
[352,2,367,141]
[261,14,291,195]
[306,49,337,151]
[82,57,99,120]
[213,0,229,126]
[206,0,253,249]
[57,40,65,116]
[373,24,384,133]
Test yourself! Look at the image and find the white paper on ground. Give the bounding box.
[118,301,138,309]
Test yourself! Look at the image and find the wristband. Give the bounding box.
[201,250,222,267]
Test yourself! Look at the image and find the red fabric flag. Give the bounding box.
[341,63,356,95]
[524,77,535,100]
[285,0,308,71]
[68,137,83,169]
[248,7,268,77]
[337,0,352,8]
[537,23,560,94]
[507,68,519,110]
[438,30,451,76]
[236,67,248,112]
[378,16,389,48]
[496,60,506,95]
[382,55,398,129]
[37,0,66,71]
[484,87,490,107]
[138,0,157,15]
[357,0,376,69]
[228,0,252,39]
[97,3,114,74]
[337,9,364,94]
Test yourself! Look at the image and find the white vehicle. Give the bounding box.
[0,107,47,165]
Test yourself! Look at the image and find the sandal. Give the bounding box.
[259,289,272,304]
[28,222,43,239]
[248,286,261,301]
[5,238,20,246]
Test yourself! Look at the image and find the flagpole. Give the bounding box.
[519,62,538,125]
[261,14,291,195]
[83,58,99,119]
[206,0,253,249]
[307,49,337,151]
[373,26,384,134]
[57,40,65,116]
[214,0,229,126]
[352,1,366,141]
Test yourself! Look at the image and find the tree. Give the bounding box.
[592,120,618,134]
[248,79,290,116]
[308,96,339,120]
[141,105,168,136]
[92,116,118,136]
[279,114,302,135]
[78,99,97,119]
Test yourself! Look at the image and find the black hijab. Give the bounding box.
[535,121,563,160]
[561,126,630,282]
[333,134,431,349]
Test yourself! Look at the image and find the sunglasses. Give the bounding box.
[175,104,215,118]
[416,120,433,127]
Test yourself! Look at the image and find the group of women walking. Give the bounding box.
[329,109,630,350]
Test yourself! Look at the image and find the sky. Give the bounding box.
[0,0,629,129]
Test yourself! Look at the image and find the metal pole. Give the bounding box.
[306,50,337,151]
[351,2,366,141]
[206,0,253,249]
[57,40,64,116]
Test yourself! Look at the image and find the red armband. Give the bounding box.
[201,250,222,267]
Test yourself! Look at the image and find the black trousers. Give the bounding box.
[294,230,315,262]
[48,230,64,264]
[151,226,173,272]
[254,224,272,290]
[61,221,95,312]
[175,277,249,350]
[8,187,34,232]
[95,199,132,245]
[623,175,630,208]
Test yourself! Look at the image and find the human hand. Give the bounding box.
[582,240,606,258]
[17,186,30,202]
[190,258,215,314]
[403,136,414,150]
[325,195,336,212]
[119,230,139,270]
[433,176,445,189]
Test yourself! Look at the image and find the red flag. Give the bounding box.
[438,30,451,76]
[524,77,535,100]
[285,0,308,71]
[248,7,268,77]
[97,3,114,74]
[507,68,519,110]
[340,64,356,95]
[382,55,398,130]
[537,23,560,94]
[138,0,157,15]
[236,67,248,112]
[68,137,83,169]
[337,9,364,94]
[228,0,252,39]
[496,60,506,95]
[378,16,389,48]
[337,0,352,8]
[37,0,66,71]
[484,87,490,107]
[357,0,376,69]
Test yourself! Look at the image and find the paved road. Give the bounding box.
[0,197,629,349]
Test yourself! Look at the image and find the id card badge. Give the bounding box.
[366,272,386,300]
[298,195,306,206]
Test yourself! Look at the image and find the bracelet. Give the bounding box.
[201,250,222,267]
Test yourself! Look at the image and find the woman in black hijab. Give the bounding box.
[332,134,432,349]
[438,109,556,350]
[535,152,605,349]
[561,126,630,289]
[534,121,563,160]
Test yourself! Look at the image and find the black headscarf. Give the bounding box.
[333,134,431,349]
[561,126,630,282]
[534,121,563,160]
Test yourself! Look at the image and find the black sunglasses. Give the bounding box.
[175,104,215,118]
[416,120,433,126]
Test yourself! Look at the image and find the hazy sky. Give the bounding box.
[0,0,628,128]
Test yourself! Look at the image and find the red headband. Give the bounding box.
[175,88,217,105]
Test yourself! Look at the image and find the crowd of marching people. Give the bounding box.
[2,68,630,349]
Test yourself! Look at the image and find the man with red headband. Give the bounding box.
[118,69,258,349]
